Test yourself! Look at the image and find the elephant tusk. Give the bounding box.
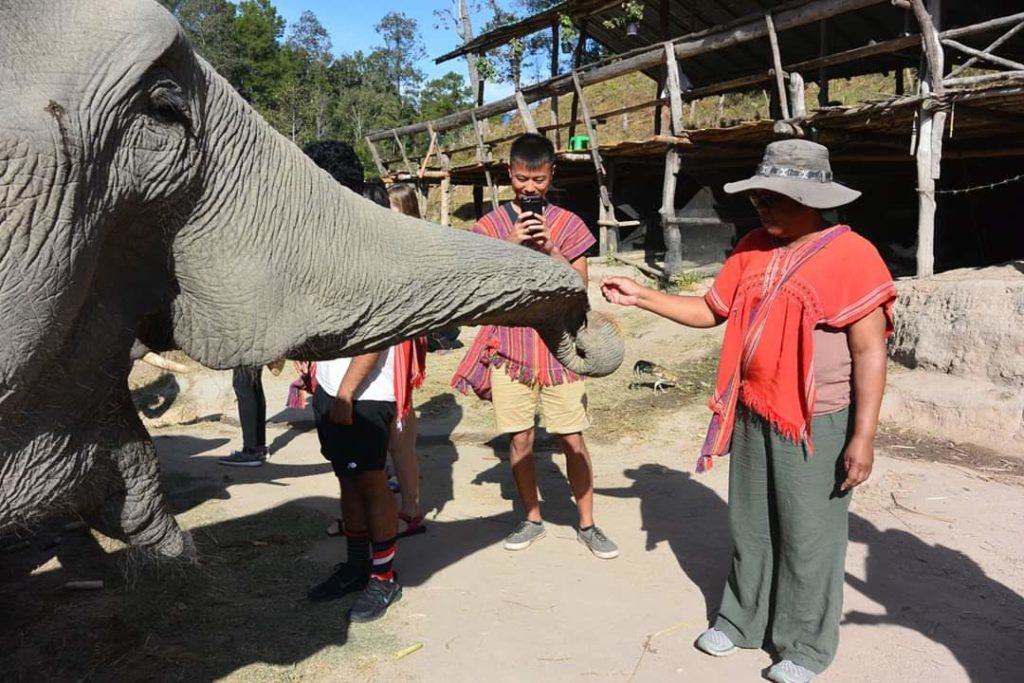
[140,352,192,374]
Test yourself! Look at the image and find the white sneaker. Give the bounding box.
[694,628,737,657]
[767,660,815,683]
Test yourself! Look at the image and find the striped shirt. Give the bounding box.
[451,202,596,400]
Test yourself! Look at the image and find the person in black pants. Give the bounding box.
[219,365,269,466]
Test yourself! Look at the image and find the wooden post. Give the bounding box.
[914,0,944,277]
[661,148,682,277]
[947,18,1024,78]
[818,19,830,106]
[663,42,685,134]
[550,22,561,148]
[365,137,387,177]
[788,71,807,118]
[392,131,413,173]
[471,112,499,211]
[567,21,587,142]
[473,70,485,219]
[571,69,614,255]
[515,89,539,134]
[766,13,791,120]
[440,150,452,227]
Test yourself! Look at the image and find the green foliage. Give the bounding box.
[603,1,645,30]
[374,11,426,104]
[420,71,474,121]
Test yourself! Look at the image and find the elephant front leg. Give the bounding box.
[93,392,194,561]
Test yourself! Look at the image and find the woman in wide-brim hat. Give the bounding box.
[600,140,896,683]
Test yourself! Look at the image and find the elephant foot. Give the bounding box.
[93,394,196,567]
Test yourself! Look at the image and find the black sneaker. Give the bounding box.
[307,562,368,603]
[349,577,402,622]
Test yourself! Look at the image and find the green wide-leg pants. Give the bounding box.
[714,405,853,673]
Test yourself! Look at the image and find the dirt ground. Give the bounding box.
[3,262,1023,683]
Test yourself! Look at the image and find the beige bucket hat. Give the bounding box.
[724,140,860,209]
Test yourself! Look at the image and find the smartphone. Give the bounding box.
[520,195,545,216]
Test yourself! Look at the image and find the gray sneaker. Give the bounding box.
[695,628,737,657]
[766,660,815,683]
[577,525,619,559]
[503,520,546,551]
[218,448,267,467]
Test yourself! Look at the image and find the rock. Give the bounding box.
[886,262,1024,457]
[891,262,1024,387]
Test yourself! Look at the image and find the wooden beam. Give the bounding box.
[765,12,791,120]
[660,148,683,277]
[818,19,830,106]
[471,112,499,211]
[515,89,539,134]
[571,69,614,253]
[418,127,438,178]
[663,42,685,134]
[365,137,386,177]
[915,0,944,278]
[947,15,1024,78]
[568,21,587,143]
[367,0,890,141]
[943,70,1024,88]
[550,22,560,148]
[392,131,413,173]
[941,38,1024,72]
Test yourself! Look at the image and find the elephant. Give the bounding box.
[0,0,623,561]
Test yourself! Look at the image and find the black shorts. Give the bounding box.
[311,386,395,478]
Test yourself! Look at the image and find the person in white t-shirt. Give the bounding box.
[302,154,403,624]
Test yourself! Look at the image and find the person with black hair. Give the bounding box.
[452,133,618,560]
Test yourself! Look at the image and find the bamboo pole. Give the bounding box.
[788,71,807,118]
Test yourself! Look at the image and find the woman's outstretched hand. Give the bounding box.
[601,276,645,307]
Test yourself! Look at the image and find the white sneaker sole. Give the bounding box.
[503,528,546,551]
[578,536,619,559]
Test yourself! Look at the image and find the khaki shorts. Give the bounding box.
[489,368,590,435]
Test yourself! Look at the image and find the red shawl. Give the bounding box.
[698,225,895,471]
[393,337,427,428]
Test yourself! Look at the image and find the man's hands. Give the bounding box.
[508,211,552,254]
[840,435,874,492]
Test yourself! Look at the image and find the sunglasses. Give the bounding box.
[747,191,785,209]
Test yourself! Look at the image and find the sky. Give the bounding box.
[273,0,517,102]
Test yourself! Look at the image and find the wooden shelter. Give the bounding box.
[367,0,1024,278]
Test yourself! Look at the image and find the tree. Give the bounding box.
[229,0,286,109]
[419,71,473,121]
[434,0,486,104]
[285,10,334,140]
[374,12,426,105]
[160,0,238,77]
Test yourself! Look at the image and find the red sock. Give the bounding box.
[370,536,397,582]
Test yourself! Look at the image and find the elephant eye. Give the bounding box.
[148,81,191,132]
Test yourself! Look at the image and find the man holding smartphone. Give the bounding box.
[452,133,619,560]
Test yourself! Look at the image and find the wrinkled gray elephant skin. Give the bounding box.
[0,1,623,559]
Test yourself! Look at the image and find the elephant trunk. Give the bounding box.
[172,62,623,376]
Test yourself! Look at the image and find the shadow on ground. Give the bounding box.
[0,499,361,683]
[597,463,732,620]
[846,514,1024,683]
